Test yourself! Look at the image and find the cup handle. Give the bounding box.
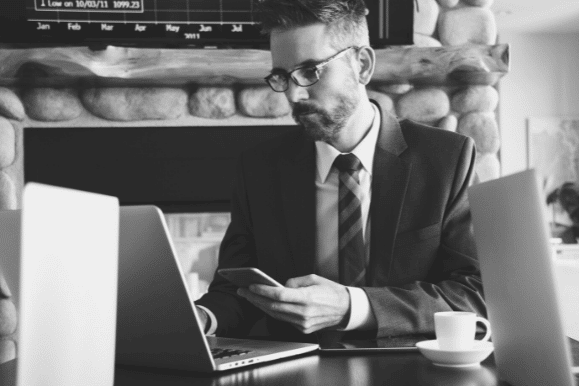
[475,317,492,342]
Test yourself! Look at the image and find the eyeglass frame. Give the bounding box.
[264,46,359,93]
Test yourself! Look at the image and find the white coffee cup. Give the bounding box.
[434,311,491,351]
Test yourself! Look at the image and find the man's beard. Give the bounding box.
[291,92,359,143]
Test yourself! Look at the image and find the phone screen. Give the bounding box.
[218,268,283,288]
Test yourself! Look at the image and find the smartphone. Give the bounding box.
[217,267,284,288]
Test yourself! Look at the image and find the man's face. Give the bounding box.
[270,24,361,142]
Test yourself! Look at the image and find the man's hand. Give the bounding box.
[195,306,209,332]
[237,274,350,334]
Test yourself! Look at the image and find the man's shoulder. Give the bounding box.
[398,118,473,153]
[399,118,468,143]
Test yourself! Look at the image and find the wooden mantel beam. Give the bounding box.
[0,44,509,87]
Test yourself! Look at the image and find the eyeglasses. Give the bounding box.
[265,46,357,93]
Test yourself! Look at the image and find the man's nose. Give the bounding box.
[284,81,309,104]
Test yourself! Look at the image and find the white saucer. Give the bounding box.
[415,340,494,368]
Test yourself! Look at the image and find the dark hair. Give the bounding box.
[257,0,370,48]
[547,182,579,225]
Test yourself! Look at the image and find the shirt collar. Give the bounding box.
[315,103,381,183]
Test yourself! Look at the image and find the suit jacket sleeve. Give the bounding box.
[195,153,263,337]
[363,136,486,338]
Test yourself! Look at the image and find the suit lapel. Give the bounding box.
[277,101,411,282]
[279,133,317,277]
[368,102,412,285]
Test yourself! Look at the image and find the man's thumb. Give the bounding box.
[285,274,320,288]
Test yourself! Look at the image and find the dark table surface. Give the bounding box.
[113,352,509,386]
[0,351,508,386]
[1,339,577,386]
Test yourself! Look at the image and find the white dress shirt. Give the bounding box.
[199,103,381,335]
[314,103,380,330]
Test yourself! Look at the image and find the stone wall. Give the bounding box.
[0,0,502,358]
[0,101,21,362]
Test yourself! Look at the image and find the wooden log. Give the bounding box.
[0,44,509,87]
[374,44,509,85]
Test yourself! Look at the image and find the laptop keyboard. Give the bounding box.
[211,348,253,360]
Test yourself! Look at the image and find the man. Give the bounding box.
[195,0,485,343]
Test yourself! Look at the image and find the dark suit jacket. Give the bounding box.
[196,100,486,343]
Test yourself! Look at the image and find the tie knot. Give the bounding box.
[334,153,362,173]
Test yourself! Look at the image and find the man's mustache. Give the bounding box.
[292,103,321,117]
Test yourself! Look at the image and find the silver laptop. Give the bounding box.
[115,206,318,372]
[0,183,120,386]
[468,169,577,386]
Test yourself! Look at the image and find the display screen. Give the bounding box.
[0,0,413,48]
[22,0,264,46]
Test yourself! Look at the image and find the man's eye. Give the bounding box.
[269,73,286,81]
[300,67,318,80]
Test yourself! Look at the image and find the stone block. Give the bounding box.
[463,0,494,7]
[82,87,187,121]
[451,86,499,113]
[22,88,83,121]
[0,272,11,299]
[438,7,497,45]
[0,88,25,121]
[438,115,458,132]
[414,0,439,36]
[367,90,395,114]
[0,117,15,168]
[189,87,236,119]
[0,339,16,363]
[396,87,450,124]
[1,122,23,210]
[412,34,442,47]
[238,87,291,118]
[457,112,500,154]
[374,83,414,95]
[0,299,16,336]
[0,171,16,210]
[475,153,500,183]
[437,0,459,7]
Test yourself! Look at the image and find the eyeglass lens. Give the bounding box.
[268,67,320,92]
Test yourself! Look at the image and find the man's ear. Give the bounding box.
[356,46,375,85]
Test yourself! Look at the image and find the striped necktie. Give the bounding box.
[334,153,366,287]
